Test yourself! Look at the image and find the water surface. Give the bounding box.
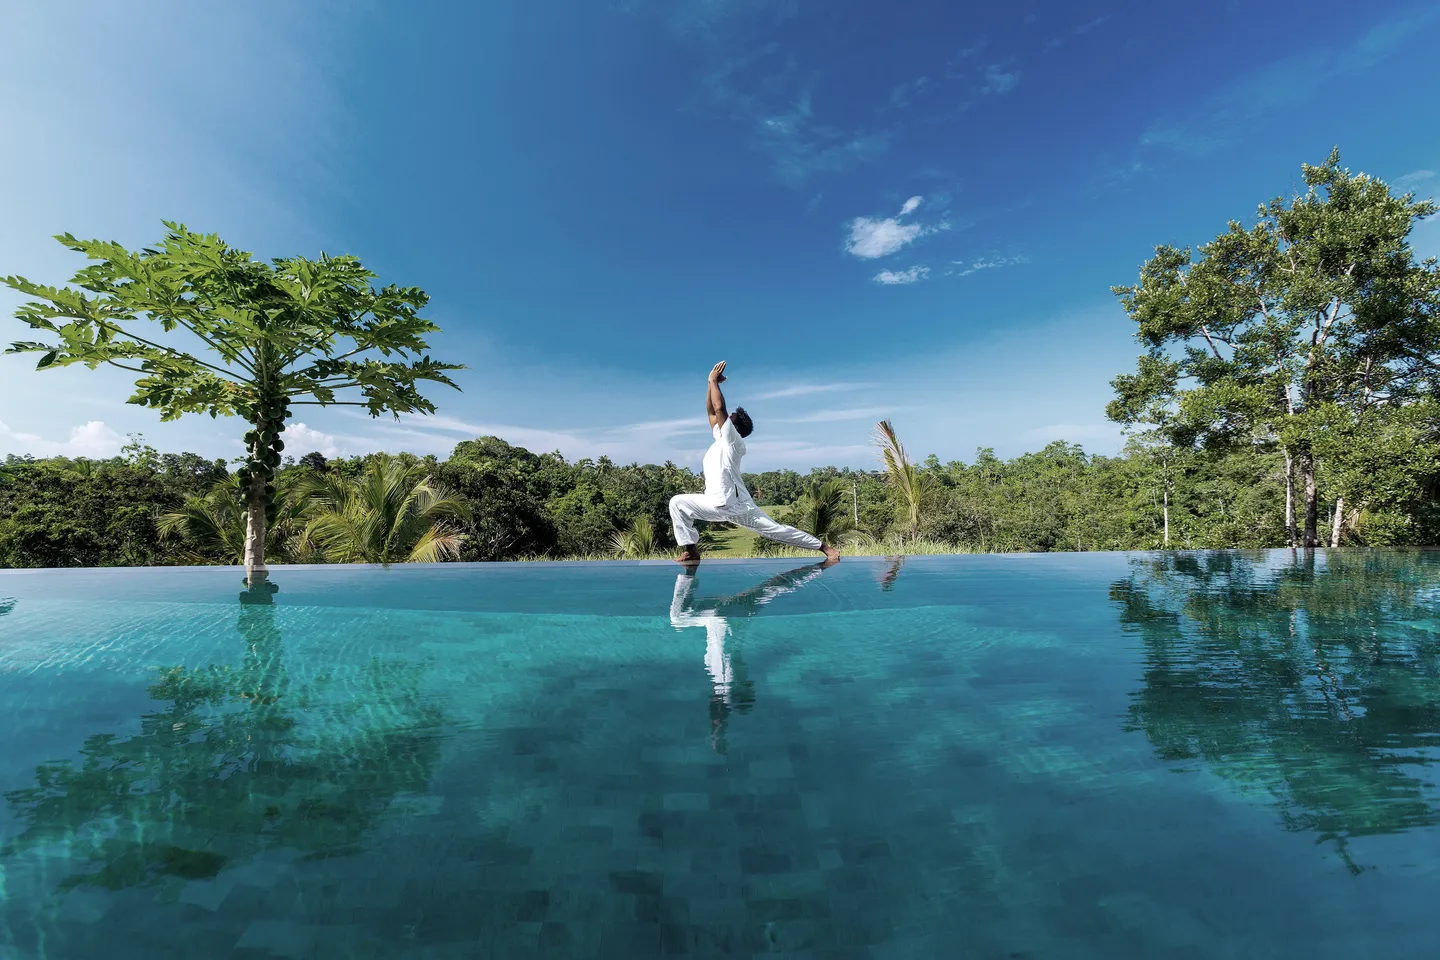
[1,551,1438,958]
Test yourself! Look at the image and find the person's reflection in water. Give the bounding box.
[670,559,835,753]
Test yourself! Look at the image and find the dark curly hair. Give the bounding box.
[730,407,754,438]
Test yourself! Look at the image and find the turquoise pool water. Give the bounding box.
[1,551,1439,958]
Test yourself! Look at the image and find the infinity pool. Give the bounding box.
[1,552,1438,958]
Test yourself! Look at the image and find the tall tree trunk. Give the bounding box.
[1329,495,1344,548]
[1284,451,1296,548]
[1301,451,1318,548]
[243,480,268,581]
[1163,486,1170,548]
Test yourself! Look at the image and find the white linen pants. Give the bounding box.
[669,574,734,701]
[669,494,823,550]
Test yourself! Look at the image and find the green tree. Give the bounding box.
[874,419,933,540]
[1311,401,1440,545]
[0,453,221,567]
[298,454,470,564]
[610,515,658,558]
[1109,150,1440,547]
[157,473,315,564]
[790,477,855,545]
[5,223,462,579]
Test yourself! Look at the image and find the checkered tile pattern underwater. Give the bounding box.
[1,552,1438,958]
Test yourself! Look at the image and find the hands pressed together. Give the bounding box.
[709,360,727,384]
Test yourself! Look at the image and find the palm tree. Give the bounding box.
[297,455,469,564]
[158,474,249,563]
[791,478,855,545]
[610,515,658,559]
[159,473,314,564]
[874,419,932,540]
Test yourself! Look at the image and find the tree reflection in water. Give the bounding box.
[1113,550,1440,872]
[2,577,446,892]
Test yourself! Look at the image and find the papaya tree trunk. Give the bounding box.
[244,478,268,580]
[1329,495,1344,548]
[241,388,288,582]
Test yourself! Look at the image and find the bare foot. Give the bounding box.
[675,546,701,565]
[821,544,841,566]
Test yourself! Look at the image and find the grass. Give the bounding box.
[510,531,976,562]
[703,504,793,556]
[505,504,981,562]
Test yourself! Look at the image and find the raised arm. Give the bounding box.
[707,361,728,428]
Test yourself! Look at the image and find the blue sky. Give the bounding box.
[2,0,1439,470]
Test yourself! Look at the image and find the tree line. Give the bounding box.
[3,149,1438,568]
[3,419,1436,569]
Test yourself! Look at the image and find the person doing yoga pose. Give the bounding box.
[669,361,841,566]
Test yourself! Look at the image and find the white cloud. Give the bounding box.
[952,254,1029,277]
[699,44,889,188]
[281,422,343,458]
[887,77,932,111]
[604,417,699,439]
[845,197,942,259]
[1022,422,1124,446]
[981,65,1019,95]
[782,407,896,424]
[874,265,929,285]
[0,419,124,458]
[754,382,873,400]
[847,218,924,259]
[376,412,714,465]
[742,439,875,467]
[1395,169,1436,191]
[385,415,596,458]
[1139,7,1439,157]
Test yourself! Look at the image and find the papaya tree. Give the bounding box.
[4,223,462,580]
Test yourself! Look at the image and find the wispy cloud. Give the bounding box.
[1043,14,1111,52]
[1022,422,1123,445]
[754,382,872,400]
[1395,169,1436,191]
[621,0,800,41]
[980,64,1019,95]
[845,196,945,259]
[781,407,896,424]
[699,43,889,187]
[603,417,700,439]
[874,265,930,285]
[887,76,933,111]
[0,419,125,459]
[951,254,1029,277]
[1140,6,1440,156]
[957,39,988,60]
[742,439,875,467]
[1106,161,1150,187]
[354,411,720,466]
[369,414,598,459]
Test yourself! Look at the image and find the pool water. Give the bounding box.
[1,551,1439,958]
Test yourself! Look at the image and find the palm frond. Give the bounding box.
[610,515,657,559]
[299,454,470,564]
[873,419,931,538]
